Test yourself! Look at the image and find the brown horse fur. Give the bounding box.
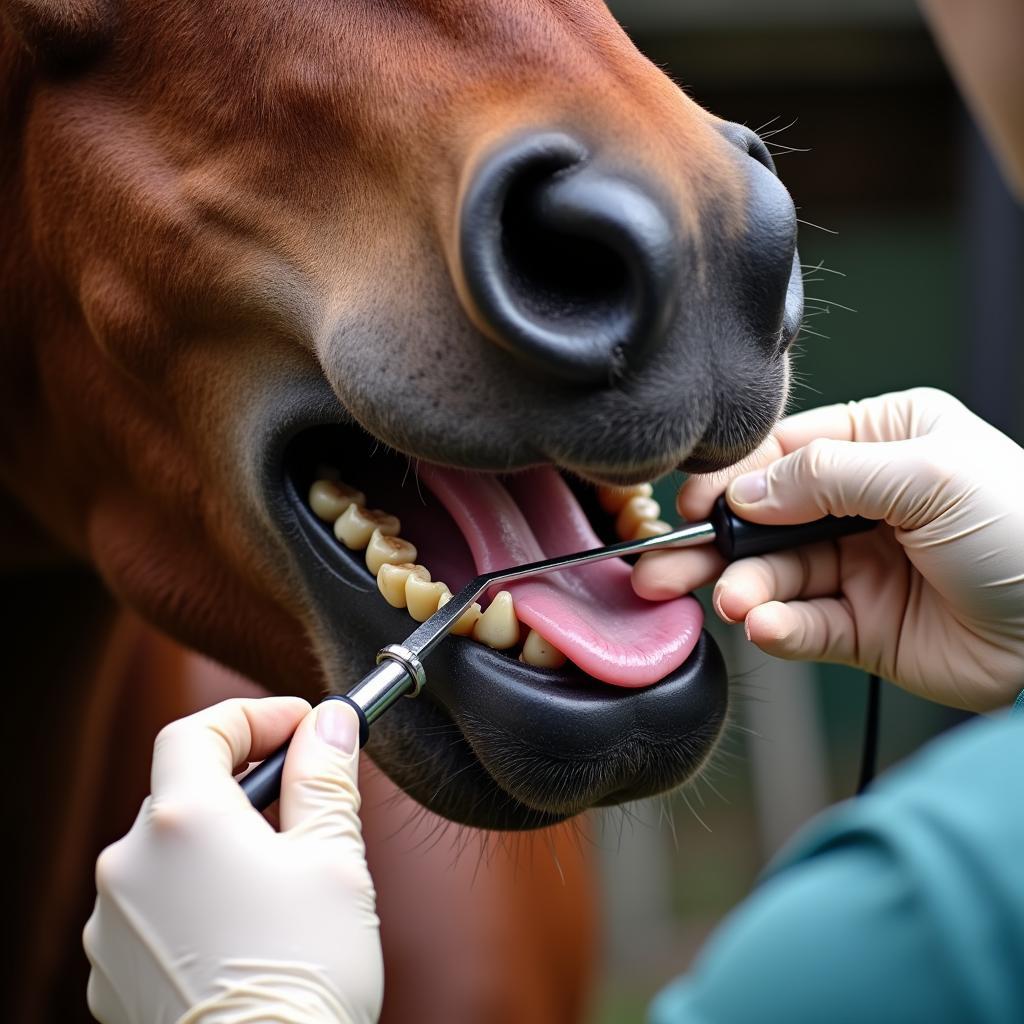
[2,0,795,1019]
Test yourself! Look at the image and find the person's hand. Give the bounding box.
[83,697,383,1024]
[633,388,1024,711]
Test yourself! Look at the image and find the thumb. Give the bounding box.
[725,435,935,528]
[279,699,364,843]
[744,598,859,666]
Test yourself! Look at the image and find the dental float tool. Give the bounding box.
[242,496,875,810]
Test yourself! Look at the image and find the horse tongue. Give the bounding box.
[417,465,702,687]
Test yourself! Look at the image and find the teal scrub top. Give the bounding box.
[650,699,1024,1024]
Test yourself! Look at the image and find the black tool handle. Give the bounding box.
[240,694,369,812]
[710,495,877,561]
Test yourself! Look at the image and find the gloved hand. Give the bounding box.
[84,697,384,1024]
[633,388,1024,711]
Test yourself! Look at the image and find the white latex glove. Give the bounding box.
[84,697,384,1024]
[633,388,1024,712]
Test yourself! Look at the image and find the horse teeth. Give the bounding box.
[406,576,452,622]
[309,479,366,522]
[519,629,567,668]
[316,475,663,655]
[377,563,429,609]
[472,591,520,650]
[366,531,417,575]
[597,482,653,515]
[616,495,661,539]
[438,591,482,636]
[632,519,672,540]
[334,504,400,549]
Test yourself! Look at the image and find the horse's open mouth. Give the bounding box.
[269,420,728,827]
[293,425,704,685]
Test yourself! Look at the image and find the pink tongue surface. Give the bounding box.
[418,465,702,687]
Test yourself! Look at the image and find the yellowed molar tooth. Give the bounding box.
[616,495,661,539]
[377,563,429,608]
[597,482,653,515]
[309,480,366,522]
[366,531,417,575]
[472,591,520,650]
[632,519,673,540]
[519,628,567,668]
[334,505,400,549]
[406,576,451,622]
[438,591,482,636]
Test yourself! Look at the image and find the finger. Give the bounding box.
[724,434,937,527]
[279,700,364,848]
[632,546,726,601]
[151,697,310,808]
[769,401,860,451]
[678,388,960,523]
[676,433,785,521]
[713,542,840,624]
[745,598,858,666]
[677,395,897,522]
[86,960,126,1024]
[84,901,132,1023]
[773,387,960,450]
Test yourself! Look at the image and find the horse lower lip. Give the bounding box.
[429,630,729,815]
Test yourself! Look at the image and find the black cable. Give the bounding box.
[856,673,881,795]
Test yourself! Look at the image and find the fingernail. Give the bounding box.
[316,700,359,754]
[729,470,767,505]
[744,616,752,642]
[713,581,734,624]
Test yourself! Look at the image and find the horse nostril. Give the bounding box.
[458,133,683,385]
[716,121,803,354]
[717,121,778,175]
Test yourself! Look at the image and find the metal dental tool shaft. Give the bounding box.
[239,659,410,811]
[241,496,875,810]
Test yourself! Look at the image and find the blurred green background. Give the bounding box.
[588,2,1023,1021]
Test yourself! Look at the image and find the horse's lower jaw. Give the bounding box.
[339,623,729,830]
[262,419,729,829]
[420,631,729,821]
